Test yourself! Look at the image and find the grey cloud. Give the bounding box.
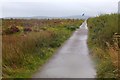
[1,0,119,18]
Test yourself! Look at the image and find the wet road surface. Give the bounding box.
[33,21,96,78]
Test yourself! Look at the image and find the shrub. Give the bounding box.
[4,25,20,34]
[24,27,32,32]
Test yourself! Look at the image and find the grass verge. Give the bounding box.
[87,14,119,78]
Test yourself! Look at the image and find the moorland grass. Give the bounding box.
[87,14,119,78]
[2,19,83,78]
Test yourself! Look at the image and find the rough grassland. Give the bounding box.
[2,19,83,78]
[87,14,119,78]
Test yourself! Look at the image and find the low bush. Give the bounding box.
[4,26,20,34]
[23,27,32,32]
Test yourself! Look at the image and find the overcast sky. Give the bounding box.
[0,0,119,18]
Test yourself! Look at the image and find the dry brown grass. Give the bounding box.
[2,31,53,68]
[106,38,119,77]
[108,44,118,68]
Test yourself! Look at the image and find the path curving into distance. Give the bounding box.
[33,21,96,78]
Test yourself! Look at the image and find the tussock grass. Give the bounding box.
[87,14,119,78]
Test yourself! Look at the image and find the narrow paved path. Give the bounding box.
[33,21,96,78]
